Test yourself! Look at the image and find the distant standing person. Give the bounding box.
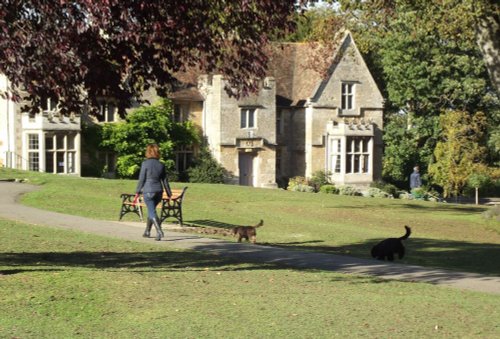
[410,165,422,191]
[134,143,172,241]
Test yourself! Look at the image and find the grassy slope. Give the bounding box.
[2,168,498,275]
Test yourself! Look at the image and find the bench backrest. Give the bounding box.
[163,187,188,201]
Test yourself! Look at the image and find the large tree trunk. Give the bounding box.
[475,7,500,95]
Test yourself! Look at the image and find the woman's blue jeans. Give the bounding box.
[143,192,162,221]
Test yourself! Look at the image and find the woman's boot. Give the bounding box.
[143,218,153,238]
[152,218,164,241]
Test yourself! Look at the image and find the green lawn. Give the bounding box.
[1,168,499,338]
[1,219,499,338]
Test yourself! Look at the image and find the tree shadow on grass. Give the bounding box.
[263,237,500,276]
[183,219,499,276]
[323,203,488,214]
[397,203,488,214]
[0,250,389,285]
[0,250,258,273]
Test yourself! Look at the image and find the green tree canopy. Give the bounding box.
[428,110,488,197]
[382,114,440,187]
[101,99,199,178]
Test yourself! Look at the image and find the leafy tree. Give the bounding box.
[0,0,308,115]
[333,0,500,96]
[428,110,488,198]
[382,114,439,187]
[101,99,198,178]
[468,171,491,205]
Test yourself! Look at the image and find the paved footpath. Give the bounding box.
[1,181,500,294]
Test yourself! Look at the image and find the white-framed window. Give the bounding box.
[97,102,116,122]
[341,83,354,110]
[346,136,370,173]
[329,138,342,174]
[45,132,77,174]
[28,134,39,171]
[41,97,58,112]
[240,108,256,129]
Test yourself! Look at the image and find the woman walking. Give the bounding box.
[134,143,172,240]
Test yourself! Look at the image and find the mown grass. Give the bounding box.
[1,219,499,338]
[1,168,499,276]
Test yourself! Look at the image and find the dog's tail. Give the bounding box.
[399,225,411,240]
[254,219,264,228]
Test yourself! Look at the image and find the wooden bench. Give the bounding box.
[118,187,188,226]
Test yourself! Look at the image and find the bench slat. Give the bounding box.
[118,187,187,225]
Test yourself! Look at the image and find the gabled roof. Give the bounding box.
[170,31,373,107]
[266,42,325,107]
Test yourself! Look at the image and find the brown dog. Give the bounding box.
[232,220,264,244]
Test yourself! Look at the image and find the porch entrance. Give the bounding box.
[238,152,254,186]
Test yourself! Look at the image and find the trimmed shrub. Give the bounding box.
[482,205,500,221]
[365,187,392,198]
[398,191,412,200]
[320,184,338,194]
[411,187,426,200]
[338,185,362,196]
[309,170,332,192]
[370,181,399,197]
[187,147,227,183]
[291,184,315,193]
[287,176,308,191]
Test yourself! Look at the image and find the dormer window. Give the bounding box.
[97,102,116,122]
[341,83,354,110]
[41,97,58,112]
[240,108,256,129]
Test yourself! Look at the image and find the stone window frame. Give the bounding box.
[45,132,77,174]
[341,82,355,110]
[41,97,58,112]
[329,137,342,174]
[27,133,40,171]
[346,136,371,174]
[240,107,257,129]
[97,101,116,123]
[173,103,190,123]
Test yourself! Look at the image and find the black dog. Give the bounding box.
[371,226,411,261]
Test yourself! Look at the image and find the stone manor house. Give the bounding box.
[0,32,384,188]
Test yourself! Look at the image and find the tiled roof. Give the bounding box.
[168,87,204,101]
[170,33,347,106]
[266,42,326,107]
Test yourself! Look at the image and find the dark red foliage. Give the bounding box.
[0,0,307,115]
